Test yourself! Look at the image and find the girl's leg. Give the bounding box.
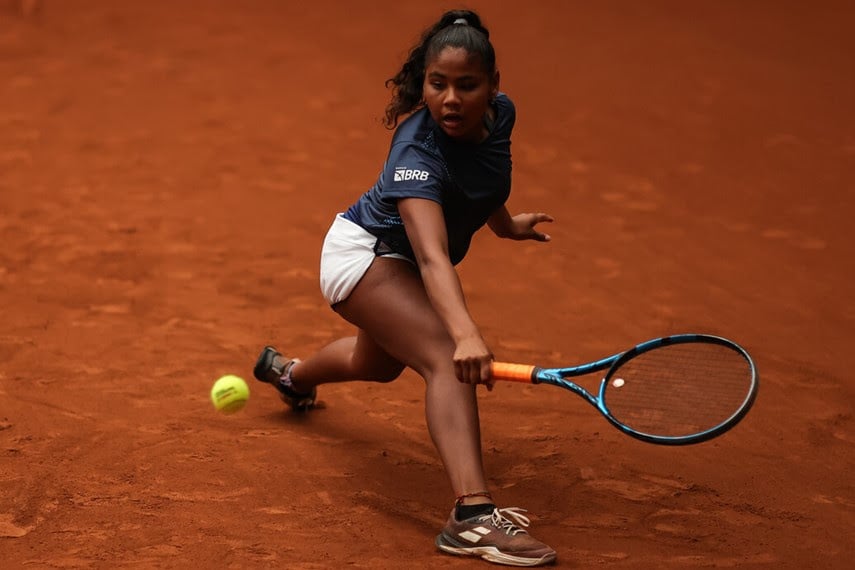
[289,329,405,387]
[275,257,556,564]
[326,258,491,504]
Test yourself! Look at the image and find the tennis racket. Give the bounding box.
[490,334,758,445]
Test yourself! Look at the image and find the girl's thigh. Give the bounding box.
[334,257,454,378]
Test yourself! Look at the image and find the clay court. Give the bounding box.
[1,1,853,568]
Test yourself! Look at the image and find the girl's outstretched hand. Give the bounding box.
[508,212,554,242]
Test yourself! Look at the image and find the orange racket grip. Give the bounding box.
[490,362,538,384]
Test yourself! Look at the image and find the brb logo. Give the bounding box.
[394,166,430,182]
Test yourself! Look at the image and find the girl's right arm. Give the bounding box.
[398,196,494,386]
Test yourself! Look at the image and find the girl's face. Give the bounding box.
[423,46,499,143]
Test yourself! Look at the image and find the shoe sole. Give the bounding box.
[253,346,279,383]
[435,534,556,567]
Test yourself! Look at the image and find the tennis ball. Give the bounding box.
[210,374,249,414]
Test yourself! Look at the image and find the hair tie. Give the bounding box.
[453,18,468,25]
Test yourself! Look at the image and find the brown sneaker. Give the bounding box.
[253,346,315,411]
[435,507,557,567]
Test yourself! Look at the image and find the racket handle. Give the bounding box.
[491,362,538,383]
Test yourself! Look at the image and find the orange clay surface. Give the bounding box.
[1,1,853,568]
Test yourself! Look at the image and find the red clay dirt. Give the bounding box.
[1,1,853,568]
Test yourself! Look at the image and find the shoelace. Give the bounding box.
[487,507,531,536]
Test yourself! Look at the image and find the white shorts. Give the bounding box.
[319,214,411,305]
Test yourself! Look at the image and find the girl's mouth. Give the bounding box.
[441,114,463,129]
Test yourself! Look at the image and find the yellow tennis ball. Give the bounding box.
[210,374,249,414]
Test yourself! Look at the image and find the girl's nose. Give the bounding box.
[443,88,461,106]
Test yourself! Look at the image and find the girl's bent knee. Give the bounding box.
[362,361,405,383]
[367,369,403,383]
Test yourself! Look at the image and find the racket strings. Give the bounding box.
[604,343,754,438]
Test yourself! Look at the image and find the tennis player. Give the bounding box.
[254,9,556,566]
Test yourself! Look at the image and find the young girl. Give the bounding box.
[254,9,557,567]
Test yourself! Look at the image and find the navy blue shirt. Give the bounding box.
[343,93,515,265]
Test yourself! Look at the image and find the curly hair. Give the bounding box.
[383,9,496,129]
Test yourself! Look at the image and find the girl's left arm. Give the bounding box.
[487,205,553,242]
